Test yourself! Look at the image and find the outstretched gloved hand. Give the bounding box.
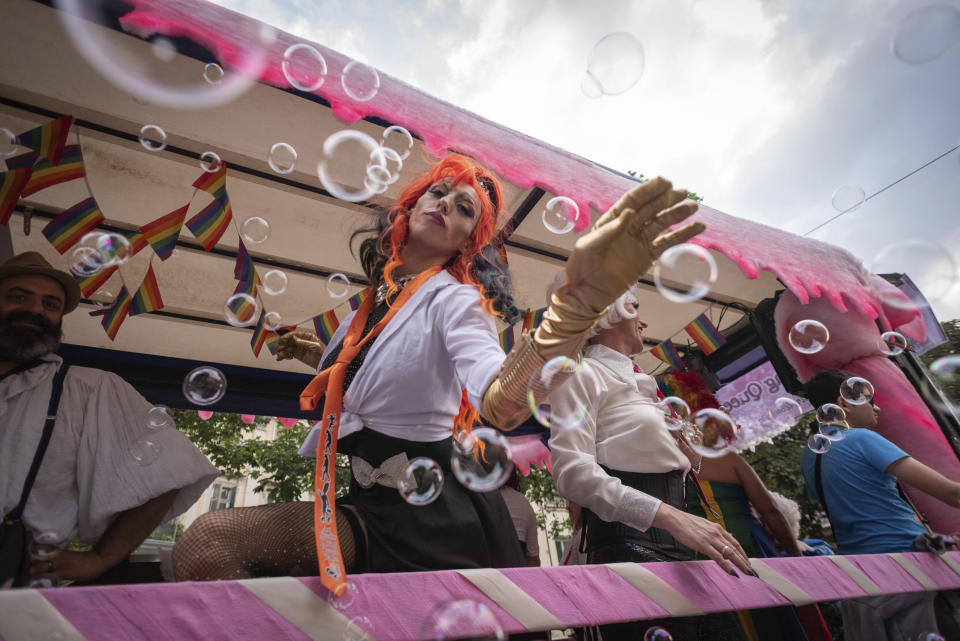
[276,330,325,370]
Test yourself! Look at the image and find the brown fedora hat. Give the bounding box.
[0,251,82,313]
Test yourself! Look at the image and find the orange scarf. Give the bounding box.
[299,265,442,597]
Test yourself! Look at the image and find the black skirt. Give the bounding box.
[338,427,525,573]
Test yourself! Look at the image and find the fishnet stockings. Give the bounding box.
[172,501,362,581]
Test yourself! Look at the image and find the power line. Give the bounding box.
[802,142,960,237]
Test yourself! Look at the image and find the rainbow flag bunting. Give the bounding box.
[264,332,281,356]
[192,161,227,199]
[100,285,132,341]
[130,263,164,315]
[347,289,367,311]
[684,312,726,355]
[0,166,34,226]
[42,197,104,253]
[650,341,686,371]
[313,309,340,344]
[74,263,118,298]
[140,204,187,260]
[521,308,546,334]
[123,229,150,256]
[227,276,260,325]
[186,195,232,251]
[499,325,515,353]
[15,116,73,166]
[251,310,280,357]
[20,145,85,197]
[4,151,40,171]
[234,238,257,283]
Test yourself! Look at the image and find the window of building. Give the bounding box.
[208,483,237,511]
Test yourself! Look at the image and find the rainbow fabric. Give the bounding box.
[140,204,187,260]
[100,285,132,341]
[186,195,232,251]
[521,308,545,334]
[650,340,686,371]
[74,264,118,298]
[130,263,164,315]
[234,239,256,283]
[313,309,340,344]
[41,197,104,253]
[347,290,367,311]
[123,230,150,256]
[251,310,279,357]
[193,161,227,199]
[20,144,85,197]
[684,312,726,355]
[15,116,73,165]
[499,325,515,353]
[0,166,34,226]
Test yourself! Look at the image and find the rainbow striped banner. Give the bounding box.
[234,238,257,283]
[41,197,104,253]
[312,309,340,344]
[521,308,546,334]
[74,264,118,298]
[186,195,232,251]
[499,325,515,353]
[251,310,280,357]
[193,161,227,199]
[20,144,85,197]
[100,285,132,341]
[130,263,164,315]
[347,289,367,311]
[650,340,686,371]
[0,165,34,226]
[264,332,281,356]
[15,116,73,165]
[140,204,188,260]
[684,312,726,355]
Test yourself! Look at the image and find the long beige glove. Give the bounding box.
[275,329,326,370]
[483,177,704,429]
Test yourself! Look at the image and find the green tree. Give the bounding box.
[518,465,569,540]
[920,319,960,402]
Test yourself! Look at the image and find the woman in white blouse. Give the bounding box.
[173,155,749,584]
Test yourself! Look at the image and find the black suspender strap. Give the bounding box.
[814,452,831,522]
[4,364,70,522]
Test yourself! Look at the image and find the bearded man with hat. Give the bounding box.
[0,251,217,587]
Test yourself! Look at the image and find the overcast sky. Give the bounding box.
[210,0,960,323]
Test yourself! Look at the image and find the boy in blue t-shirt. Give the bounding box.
[800,369,960,641]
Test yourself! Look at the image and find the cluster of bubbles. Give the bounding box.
[806,402,850,449]
[281,44,382,102]
[652,244,719,304]
[317,129,400,202]
[182,366,227,406]
[581,32,645,98]
[397,457,444,506]
[69,231,133,278]
[429,599,505,641]
[450,428,513,492]
[657,397,739,458]
[527,357,599,431]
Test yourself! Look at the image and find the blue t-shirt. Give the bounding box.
[801,428,924,554]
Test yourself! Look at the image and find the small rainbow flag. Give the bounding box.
[16,116,73,166]
[521,308,546,334]
[20,144,85,197]
[264,332,281,356]
[42,197,104,253]
[499,325,515,353]
[234,238,256,283]
[251,310,280,357]
[684,312,726,355]
[347,289,367,311]
[192,161,227,199]
[100,284,132,341]
[0,165,34,226]
[74,263,118,298]
[186,195,232,251]
[313,309,340,344]
[140,204,187,260]
[650,341,686,371]
[4,151,39,171]
[130,263,164,315]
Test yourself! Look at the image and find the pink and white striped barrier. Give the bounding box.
[3,553,960,641]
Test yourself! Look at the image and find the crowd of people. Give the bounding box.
[2,155,958,641]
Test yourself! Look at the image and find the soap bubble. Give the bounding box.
[816,403,847,426]
[344,616,373,641]
[840,377,875,405]
[820,422,849,441]
[807,433,832,454]
[341,60,380,101]
[585,32,645,95]
[139,124,167,152]
[541,197,578,234]
[53,0,273,109]
[203,62,224,84]
[397,458,444,506]
[689,408,739,458]
[788,320,829,354]
[370,146,402,185]
[527,357,600,431]
[317,130,388,202]
[769,397,804,428]
[282,43,327,92]
[451,427,513,492]
[831,185,866,212]
[892,5,960,64]
[0,127,18,157]
[131,438,161,465]
[653,244,718,304]
[224,293,259,327]
[147,405,173,430]
[69,245,105,277]
[262,269,288,296]
[327,273,351,299]
[923,355,960,411]
[870,240,957,306]
[326,580,358,610]
[430,599,504,641]
[659,396,691,431]
[241,216,271,244]
[917,634,945,641]
[200,151,222,173]
[580,73,603,98]
[264,311,282,331]
[95,232,132,266]
[644,628,673,641]
[381,125,414,161]
[879,331,909,356]
[182,366,227,406]
[268,142,297,174]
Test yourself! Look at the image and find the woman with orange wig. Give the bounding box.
[173,154,749,590]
